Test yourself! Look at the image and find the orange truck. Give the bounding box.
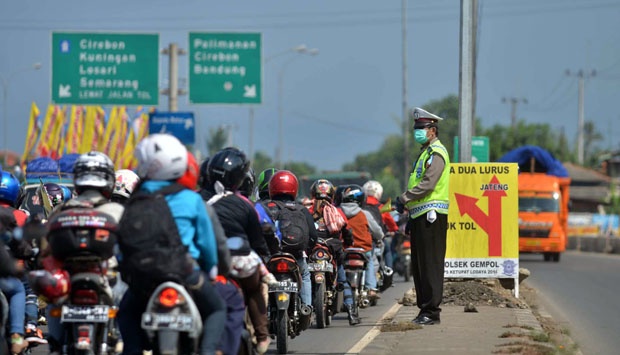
[498,146,571,262]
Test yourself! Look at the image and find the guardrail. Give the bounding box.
[567,236,620,254]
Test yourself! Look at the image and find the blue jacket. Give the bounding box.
[140,181,218,274]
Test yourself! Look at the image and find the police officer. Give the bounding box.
[397,107,451,325]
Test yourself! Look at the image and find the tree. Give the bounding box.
[205,126,229,156]
[583,120,604,167]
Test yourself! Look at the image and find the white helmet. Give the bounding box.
[135,134,188,181]
[113,169,140,199]
[362,180,383,200]
[73,151,116,197]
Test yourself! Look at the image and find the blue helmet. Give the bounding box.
[60,185,73,201]
[0,171,21,206]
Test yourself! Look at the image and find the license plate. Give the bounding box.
[526,240,541,246]
[308,262,333,272]
[61,305,109,323]
[268,280,298,293]
[141,312,194,331]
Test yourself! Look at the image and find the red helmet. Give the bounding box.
[178,152,199,190]
[269,170,299,199]
[28,269,71,305]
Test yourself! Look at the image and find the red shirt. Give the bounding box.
[0,202,27,227]
[366,196,398,232]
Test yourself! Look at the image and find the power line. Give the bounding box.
[287,110,394,136]
[1,1,618,31]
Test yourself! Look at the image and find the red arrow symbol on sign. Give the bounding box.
[454,175,507,256]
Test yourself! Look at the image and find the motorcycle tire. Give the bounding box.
[276,309,288,354]
[313,283,327,329]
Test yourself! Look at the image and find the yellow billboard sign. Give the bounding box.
[445,163,519,279]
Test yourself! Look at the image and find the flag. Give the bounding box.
[79,106,97,154]
[108,107,128,165]
[21,102,41,166]
[120,128,137,170]
[93,106,106,151]
[36,105,59,157]
[65,106,84,154]
[49,106,67,159]
[100,106,119,154]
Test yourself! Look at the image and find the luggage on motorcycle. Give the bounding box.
[117,183,194,300]
[47,208,118,260]
[261,200,309,255]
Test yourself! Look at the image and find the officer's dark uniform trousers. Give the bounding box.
[407,212,448,320]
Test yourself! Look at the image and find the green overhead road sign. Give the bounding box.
[189,32,262,104]
[52,32,159,105]
[453,136,490,162]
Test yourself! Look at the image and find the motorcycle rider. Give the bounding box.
[255,168,278,201]
[261,170,317,317]
[363,180,399,269]
[118,134,226,355]
[335,185,384,301]
[185,152,245,355]
[35,151,124,353]
[199,147,272,354]
[307,179,359,325]
[111,169,140,205]
[0,172,30,353]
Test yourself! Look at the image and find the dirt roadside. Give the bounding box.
[443,279,581,355]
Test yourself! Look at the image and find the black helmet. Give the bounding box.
[73,151,115,198]
[333,184,347,206]
[310,179,336,202]
[256,168,278,200]
[341,184,366,207]
[199,157,210,189]
[239,167,255,198]
[207,147,249,191]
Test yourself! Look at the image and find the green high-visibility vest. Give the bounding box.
[405,140,451,219]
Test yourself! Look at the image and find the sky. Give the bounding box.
[1,0,619,171]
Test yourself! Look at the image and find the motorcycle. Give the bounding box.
[373,241,394,303]
[39,208,120,354]
[307,238,337,329]
[342,247,369,322]
[140,281,203,355]
[266,252,311,355]
[393,233,412,282]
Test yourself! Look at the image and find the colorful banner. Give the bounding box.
[445,163,519,279]
[20,102,41,166]
[20,104,156,170]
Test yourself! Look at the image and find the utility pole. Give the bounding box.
[458,0,475,163]
[566,69,596,165]
[402,0,409,190]
[161,43,187,112]
[502,97,527,128]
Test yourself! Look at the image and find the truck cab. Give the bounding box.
[518,173,570,261]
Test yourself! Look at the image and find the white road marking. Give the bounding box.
[346,302,403,354]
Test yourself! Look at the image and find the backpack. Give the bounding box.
[117,183,194,300]
[47,196,117,261]
[261,200,309,255]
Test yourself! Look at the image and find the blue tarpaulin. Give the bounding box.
[24,156,76,184]
[57,154,80,178]
[497,145,569,177]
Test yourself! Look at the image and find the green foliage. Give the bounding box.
[206,126,229,156]
[222,94,606,200]
[284,161,316,178]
